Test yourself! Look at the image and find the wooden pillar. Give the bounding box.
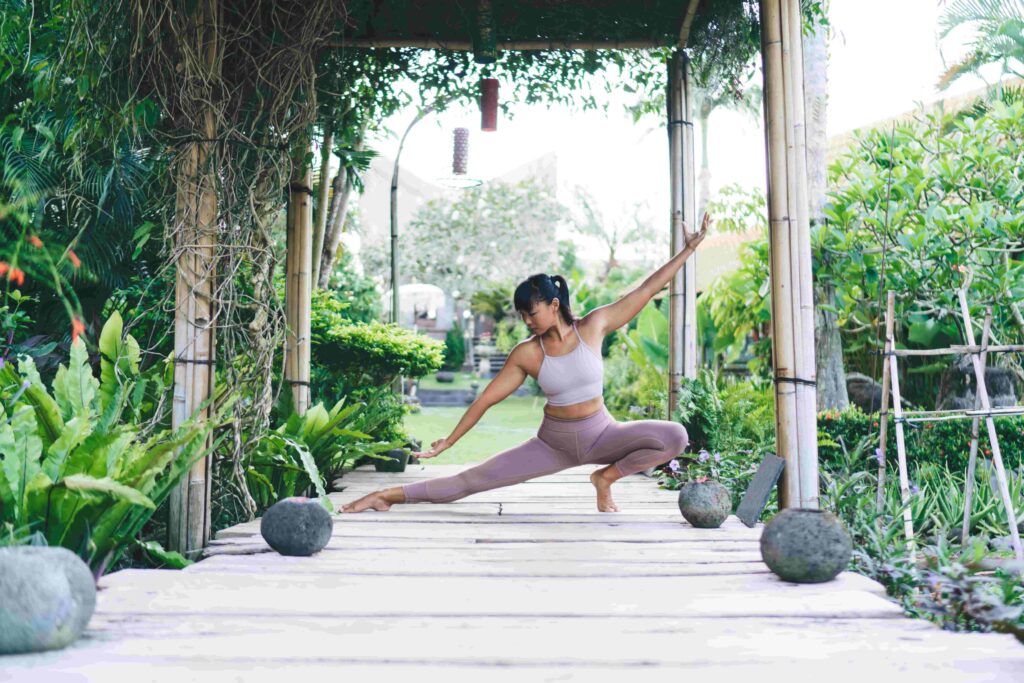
[760,0,820,509]
[286,151,313,415]
[169,0,218,557]
[668,50,699,419]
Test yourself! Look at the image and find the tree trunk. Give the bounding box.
[311,128,333,288]
[697,102,712,218]
[803,3,847,411]
[317,124,366,288]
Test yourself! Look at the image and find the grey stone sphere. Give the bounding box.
[0,546,97,654]
[760,508,852,583]
[260,497,334,556]
[678,480,732,528]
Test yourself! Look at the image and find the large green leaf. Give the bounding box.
[98,311,140,416]
[52,338,99,421]
[0,404,43,525]
[60,474,155,509]
[41,415,95,481]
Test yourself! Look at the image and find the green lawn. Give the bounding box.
[403,395,545,464]
[416,371,490,391]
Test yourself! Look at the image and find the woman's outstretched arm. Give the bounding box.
[413,344,529,459]
[584,213,711,336]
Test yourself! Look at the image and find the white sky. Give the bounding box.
[363,0,994,261]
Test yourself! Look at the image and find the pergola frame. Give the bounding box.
[168,0,820,554]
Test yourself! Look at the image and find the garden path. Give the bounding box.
[3,463,1023,681]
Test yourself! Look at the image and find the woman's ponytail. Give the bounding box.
[549,274,575,325]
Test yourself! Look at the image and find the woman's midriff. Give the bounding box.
[542,395,605,420]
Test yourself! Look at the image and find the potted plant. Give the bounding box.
[671,450,732,528]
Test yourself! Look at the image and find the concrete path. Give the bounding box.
[3,463,1022,682]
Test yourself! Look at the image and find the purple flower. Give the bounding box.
[874,448,884,465]
[698,449,710,463]
[713,452,721,463]
[21,380,30,389]
[910,483,920,495]
[0,357,5,370]
[668,459,681,473]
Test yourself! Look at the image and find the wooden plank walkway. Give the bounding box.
[3,463,1023,682]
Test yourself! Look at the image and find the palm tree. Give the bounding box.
[938,0,1024,89]
[691,84,762,217]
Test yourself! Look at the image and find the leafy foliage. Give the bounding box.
[0,313,219,577]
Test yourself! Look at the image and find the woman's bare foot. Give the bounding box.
[590,467,621,513]
[341,487,403,513]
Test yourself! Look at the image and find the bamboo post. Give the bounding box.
[962,308,992,544]
[312,130,333,287]
[957,291,1023,560]
[681,54,698,381]
[169,0,218,556]
[876,291,894,512]
[286,152,313,415]
[759,0,819,508]
[885,301,916,557]
[667,51,685,417]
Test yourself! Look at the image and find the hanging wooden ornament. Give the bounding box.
[480,78,498,132]
[452,127,469,175]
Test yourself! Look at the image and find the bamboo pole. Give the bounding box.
[876,291,894,512]
[886,310,916,558]
[681,54,698,381]
[169,0,218,557]
[761,0,819,508]
[962,309,992,545]
[312,130,333,287]
[286,152,313,415]
[957,291,1023,560]
[667,52,685,417]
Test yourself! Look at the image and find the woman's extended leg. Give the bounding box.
[342,436,576,511]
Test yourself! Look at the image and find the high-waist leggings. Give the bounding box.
[401,406,688,504]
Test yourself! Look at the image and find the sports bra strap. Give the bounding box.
[572,321,584,343]
[537,334,546,355]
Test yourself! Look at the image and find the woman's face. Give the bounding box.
[520,298,560,335]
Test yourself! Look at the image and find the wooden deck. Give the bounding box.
[4,463,1023,681]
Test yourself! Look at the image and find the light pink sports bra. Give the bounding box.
[536,322,604,406]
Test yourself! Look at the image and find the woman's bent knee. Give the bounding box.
[665,422,688,456]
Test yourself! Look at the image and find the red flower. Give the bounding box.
[67,249,81,269]
[8,268,25,286]
[71,317,86,344]
[0,261,8,277]
[28,235,43,248]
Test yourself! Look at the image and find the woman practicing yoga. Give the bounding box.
[342,212,710,514]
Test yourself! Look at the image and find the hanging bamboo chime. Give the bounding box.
[453,127,470,175]
[480,78,499,131]
[474,0,497,64]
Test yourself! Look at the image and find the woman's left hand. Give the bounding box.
[684,212,711,249]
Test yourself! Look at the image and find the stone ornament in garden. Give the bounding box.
[677,479,732,528]
[260,497,334,556]
[760,508,852,583]
[0,546,97,655]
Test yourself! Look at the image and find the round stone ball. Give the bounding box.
[0,546,97,654]
[760,508,852,583]
[677,480,732,528]
[260,497,334,556]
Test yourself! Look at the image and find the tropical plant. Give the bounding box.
[246,398,401,512]
[0,313,220,578]
[442,321,466,371]
[938,0,1024,89]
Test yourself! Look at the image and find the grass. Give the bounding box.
[416,371,489,391]
[402,395,546,464]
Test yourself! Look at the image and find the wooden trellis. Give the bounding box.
[878,289,1024,561]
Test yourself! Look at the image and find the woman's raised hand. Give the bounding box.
[684,212,712,249]
[414,437,449,459]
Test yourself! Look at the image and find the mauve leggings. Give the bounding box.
[401,406,688,504]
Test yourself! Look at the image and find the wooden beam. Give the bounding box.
[325,39,669,51]
[169,0,218,557]
[677,0,703,48]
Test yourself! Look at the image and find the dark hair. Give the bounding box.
[513,273,575,325]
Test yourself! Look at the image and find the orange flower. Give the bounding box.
[0,261,8,277]
[71,317,86,343]
[28,235,43,248]
[8,268,24,286]
[67,249,81,269]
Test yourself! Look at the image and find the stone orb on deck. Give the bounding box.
[260,497,334,556]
